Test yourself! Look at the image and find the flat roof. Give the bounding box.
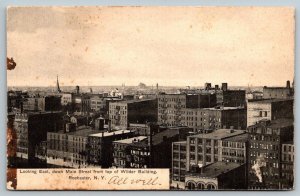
[89,130,131,137]
[248,98,293,103]
[187,162,243,178]
[190,129,246,140]
[113,136,147,144]
[267,118,294,129]
[112,99,156,104]
[223,133,249,142]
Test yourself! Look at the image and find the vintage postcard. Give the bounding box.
[6,6,294,190]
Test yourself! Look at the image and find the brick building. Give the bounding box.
[109,99,158,130]
[263,81,294,99]
[14,111,63,164]
[185,162,247,190]
[87,130,135,168]
[182,106,246,132]
[281,141,294,189]
[112,136,148,168]
[247,119,294,190]
[172,128,248,189]
[247,99,294,127]
[158,93,217,126]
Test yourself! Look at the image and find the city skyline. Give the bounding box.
[7,7,294,87]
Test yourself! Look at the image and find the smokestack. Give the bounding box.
[76,85,80,94]
[222,83,228,91]
[286,80,291,88]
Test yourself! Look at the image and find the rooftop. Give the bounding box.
[112,98,156,104]
[248,98,293,103]
[187,162,243,178]
[89,130,131,138]
[190,129,246,140]
[266,118,293,129]
[113,136,147,144]
[223,133,249,142]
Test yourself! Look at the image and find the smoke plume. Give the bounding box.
[251,155,265,183]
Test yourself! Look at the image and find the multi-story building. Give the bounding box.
[263,81,294,99]
[109,99,158,130]
[185,162,247,190]
[126,127,191,169]
[182,106,246,132]
[281,141,294,189]
[157,93,217,126]
[61,93,73,106]
[247,119,294,190]
[14,112,63,164]
[247,99,294,127]
[216,89,246,107]
[87,130,135,168]
[112,136,147,168]
[185,129,248,170]
[23,96,61,112]
[171,141,187,189]
[172,128,248,190]
[47,126,101,168]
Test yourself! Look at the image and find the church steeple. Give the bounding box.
[57,75,61,93]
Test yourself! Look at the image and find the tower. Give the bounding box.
[56,75,61,93]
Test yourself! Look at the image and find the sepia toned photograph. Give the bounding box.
[6,6,295,190]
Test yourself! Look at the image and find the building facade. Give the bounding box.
[247,119,294,190]
[109,99,158,130]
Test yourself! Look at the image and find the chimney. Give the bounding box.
[222,83,228,91]
[205,83,211,90]
[286,80,291,88]
[108,120,111,131]
[215,85,219,90]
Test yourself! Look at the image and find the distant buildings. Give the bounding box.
[247,119,294,190]
[109,99,158,130]
[247,99,294,127]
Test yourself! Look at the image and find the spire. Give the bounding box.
[57,75,61,93]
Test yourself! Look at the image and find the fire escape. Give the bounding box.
[161,97,168,125]
[174,98,182,126]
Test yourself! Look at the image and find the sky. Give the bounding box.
[7,6,295,87]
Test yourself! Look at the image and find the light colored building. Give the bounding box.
[247,99,293,127]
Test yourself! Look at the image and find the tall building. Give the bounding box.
[247,99,294,127]
[281,141,294,189]
[182,106,246,132]
[87,130,135,168]
[109,99,158,130]
[157,93,217,126]
[172,128,248,189]
[47,125,100,168]
[112,136,148,168]
[247,119,294,190]
[14,112,63,164]
[23,96,61,112]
